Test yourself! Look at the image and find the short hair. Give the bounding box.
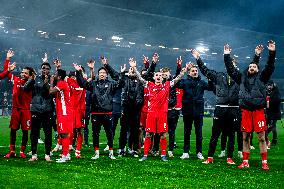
[57,69,66,80]
[189,65,198,71]
[23,67,35,76]
[249,61,259,69]
[41,62,51,69]
[161,67,171,73]
[98,67,108,74]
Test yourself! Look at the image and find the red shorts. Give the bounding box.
[146,112,168,133]
[140,111,148,128]
[73,109,85,129]
[57,114,73,134]
[241,108,267,133]
[10,108,31,130]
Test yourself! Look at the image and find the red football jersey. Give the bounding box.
[55,80,71,116]
[67,77,85,110]
[147,81,170,113]
[4,59,32,110]
[175,89,183,109]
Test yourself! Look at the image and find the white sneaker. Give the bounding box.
[45,154,52,162]
[250,146,255,150]
[104,145,109,152]
[56,155,69,163]
[29,154,38,161]
[109,150,116,160]
[38,138,44,144]
[218,150,226,158]
[75,150,81,158]
[197,152,204,160]
[168,151,174,158]
[128,148,134,155]
[27,151,32,156]
[180,153,189,159]
[91,150,99,160]
[238,151,243,159]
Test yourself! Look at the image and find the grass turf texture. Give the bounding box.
[0,117,283,189]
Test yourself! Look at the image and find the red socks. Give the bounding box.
[243,152,250,161]
[143,137,152,156]
[160,137,167,156]
[76,133,83,151]
[261,152,267,161]
[62,137,70,156]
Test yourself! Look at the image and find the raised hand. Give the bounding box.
[142,55,149,65]
[129,58,136,67]
[44,75,49,84]
[176,56,183,66]
[267,40,276,51]
[73,63,82,71]
[31,72,36,80]
[121,64,127,72]
[101,56,108,65]
[255,45,264,56]
[152,53,159,63]
[50,75,55,85]
[8,62,16,72]
[42,53,48,63]
[7,49,14,59]
[87,59,95,69]
[53,59,61,69]
[190,49,200,59]
[224,44,231,54]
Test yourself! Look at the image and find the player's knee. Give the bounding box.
[160,132,167,139]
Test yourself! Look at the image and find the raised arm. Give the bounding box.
[74,63,93,91]
[170,64,188,87]
[142,53,159,81]
[134,66,148,87]
[87,59,96,80]
[191,49,218,82]
[260,40,276,83]
[111,64,127,90]
[224,44,242,84]
[101,57,120,81]
[3,49,16,80]
[174,56,182,78]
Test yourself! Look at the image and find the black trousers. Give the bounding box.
[30,112,53,155]
[266,119,278,142]
[220,110,242,151]
[183,114,203,154]
[119,108,140,151]
[208,107,239,158]
[91,114,113,149]
[84,108,91,145]
[168,109,180,151]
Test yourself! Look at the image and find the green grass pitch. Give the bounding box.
[0,117,283,188]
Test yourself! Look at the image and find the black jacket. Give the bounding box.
[224,51,276,110]
[197,58,239,106]
[76,65,125,113]
[23,75,54,113]
[121,76,144,111]
[177,75,213,116]
[266,82,281,120]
